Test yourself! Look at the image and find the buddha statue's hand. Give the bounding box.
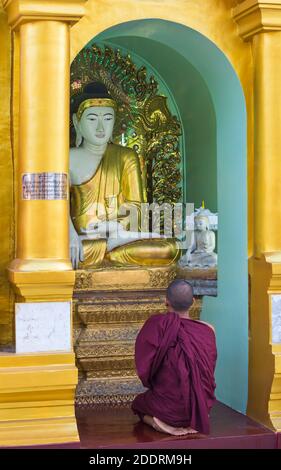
[70,231,84,269]
[81,221,121,238]
[178,248,192,267]
[80,223,99,238]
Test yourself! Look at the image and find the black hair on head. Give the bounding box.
[71,81,113,114]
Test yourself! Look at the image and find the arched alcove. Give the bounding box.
[75,19,248,413]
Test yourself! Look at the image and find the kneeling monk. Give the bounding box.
[132,279,217,435]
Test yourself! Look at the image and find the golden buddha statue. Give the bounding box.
[69,82,180,269]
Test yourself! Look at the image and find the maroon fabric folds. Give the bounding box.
[132,312,217,434]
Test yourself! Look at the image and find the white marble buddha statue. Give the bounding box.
[179,214,217,268]
[69,82,180,269]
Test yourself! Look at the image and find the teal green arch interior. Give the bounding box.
[83,19,248,413]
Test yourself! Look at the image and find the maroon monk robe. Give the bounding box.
[132,312,217,434]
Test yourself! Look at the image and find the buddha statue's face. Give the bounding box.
[74,106,115,146]
[194,216,208,231]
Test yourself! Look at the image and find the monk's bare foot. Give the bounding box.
[153,417,198,436]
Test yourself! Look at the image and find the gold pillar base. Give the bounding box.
[248,255,281,431]
[8,266,75,302]
[0,353,79,446]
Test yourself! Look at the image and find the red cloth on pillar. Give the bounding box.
[132,312,217,434]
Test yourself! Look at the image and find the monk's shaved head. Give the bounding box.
[166,279,194,312]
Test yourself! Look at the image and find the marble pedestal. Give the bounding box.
[15,301,71,353]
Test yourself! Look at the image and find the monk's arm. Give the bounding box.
[135,315,161,388]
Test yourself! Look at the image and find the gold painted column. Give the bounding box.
[4,0,86,298]
[15,20,71,272]
[0,0,86,447]
[234,0,281,431]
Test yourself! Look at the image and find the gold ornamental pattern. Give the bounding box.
[77,307,164,325]
[86,369,137,380]
[149,267,177,287]
[76,325,142,342]
[76,394,138,407]
[76,342,135,358]
[76,377,145,396]
[74,266,178,291]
